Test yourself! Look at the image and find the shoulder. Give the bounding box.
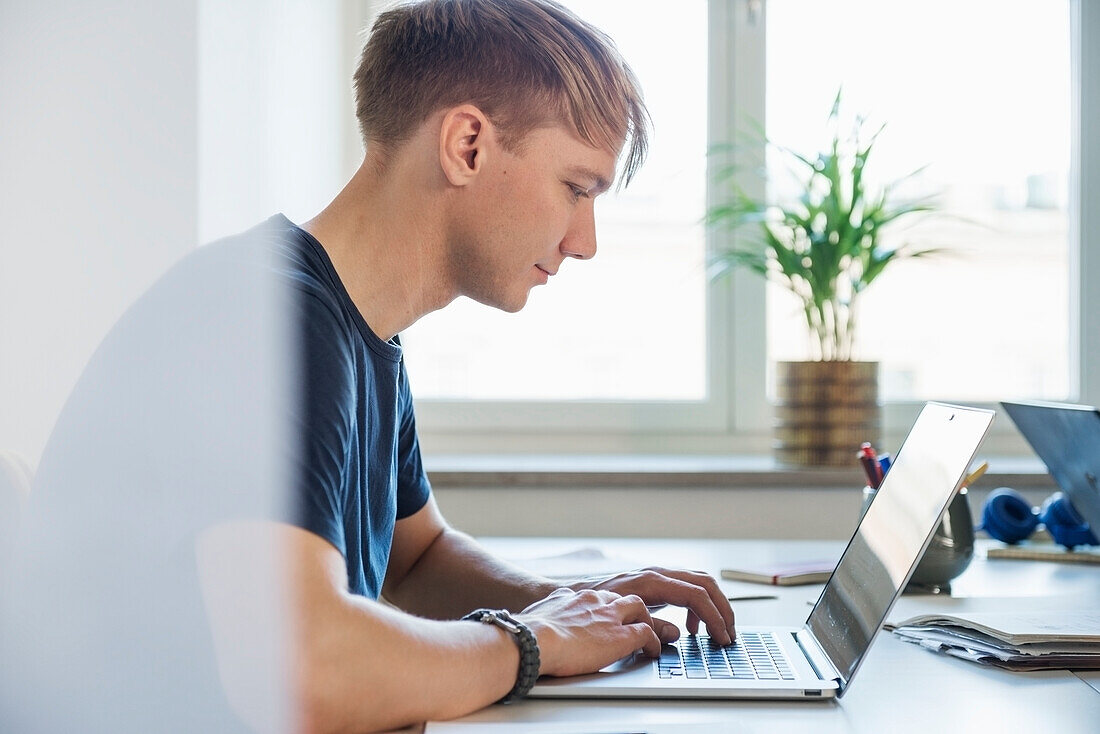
[187,217,357,350]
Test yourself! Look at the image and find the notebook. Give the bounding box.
[720,560,834,586]
[1001,400,1100,540]
[985,542,1100,564]
[528,402,995,700]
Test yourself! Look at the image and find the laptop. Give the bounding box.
[1001,400,1100,535]
[529,402,995,701]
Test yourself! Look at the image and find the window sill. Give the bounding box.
[423,454,1055,490]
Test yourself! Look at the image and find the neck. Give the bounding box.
[301,158,454,341]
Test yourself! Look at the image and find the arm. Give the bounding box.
[383,498,738,645]
[381,496,559,617]
[197,520,664,734]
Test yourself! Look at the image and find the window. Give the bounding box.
[401,0,710,403]
[362,0,1099,454]
[765,0,1072,403]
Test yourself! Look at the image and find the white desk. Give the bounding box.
[421,538,1100,734]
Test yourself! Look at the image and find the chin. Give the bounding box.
[469,288,529,314]
[495,295,528,314]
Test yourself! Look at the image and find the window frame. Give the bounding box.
[345,0,1099,456]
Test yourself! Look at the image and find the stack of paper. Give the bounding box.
[887,611,1100,671]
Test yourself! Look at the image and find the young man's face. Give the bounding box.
[449,123,618,313]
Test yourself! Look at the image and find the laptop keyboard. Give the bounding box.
[657,632,796,681]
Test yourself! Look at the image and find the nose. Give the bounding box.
[560,199,597,261]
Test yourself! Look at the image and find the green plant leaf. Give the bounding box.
[704,87,950,358]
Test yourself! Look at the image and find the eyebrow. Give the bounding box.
[566,166,613,195]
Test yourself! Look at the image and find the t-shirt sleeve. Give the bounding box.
[290,291,355,555]
[395,358,432,519]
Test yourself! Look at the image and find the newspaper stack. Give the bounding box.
[887,611,1100,671]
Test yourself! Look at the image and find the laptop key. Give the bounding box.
[667,633,796,682]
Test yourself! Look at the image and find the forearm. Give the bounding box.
[299,592,519,733]
[383,527,559,618]
[199,523,526,734]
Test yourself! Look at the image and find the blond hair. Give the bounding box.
[353,0,649,186]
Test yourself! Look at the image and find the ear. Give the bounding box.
[438,105,492,187]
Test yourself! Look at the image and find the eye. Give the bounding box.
[566,182,587,203]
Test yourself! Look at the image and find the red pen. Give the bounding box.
[859,442,883,488]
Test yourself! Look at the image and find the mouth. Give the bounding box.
[534,265,554,285]
[535,265,556,276]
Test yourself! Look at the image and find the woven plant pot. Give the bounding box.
[774,361,880,467]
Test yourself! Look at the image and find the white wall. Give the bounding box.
[435,485,867,540]
[198,0,354,244]
[0,0,199,466]
[0,0,354,467]
[433,483,1054,541]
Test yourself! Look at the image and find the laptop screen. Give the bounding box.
[1002,401,1100,537]
[804,403,994,692]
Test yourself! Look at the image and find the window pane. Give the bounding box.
[765,0,1071,401]
[401,0,708,401]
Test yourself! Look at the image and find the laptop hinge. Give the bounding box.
[795,628,843,689]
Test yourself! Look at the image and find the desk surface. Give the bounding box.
[420,538,1099,734]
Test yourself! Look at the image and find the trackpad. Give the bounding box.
[601,651,652,674]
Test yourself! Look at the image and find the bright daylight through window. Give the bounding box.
[401,0,1075,421]
[765,0,1071,402]
[400,0,710,402]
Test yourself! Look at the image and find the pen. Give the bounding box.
[859,442,883,488]
[962,461,989,487]
[877,452,892,477]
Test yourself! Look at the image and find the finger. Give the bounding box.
[686,609,700,636]
[620,594,677,647]
[616,594,679,644]
[638,578,731,645]
[597,595,663,660]
[626,622,663,659]
[648,568,736,638]
[594,569,732,644]
[615,594,655,626]
[655,618,681,644]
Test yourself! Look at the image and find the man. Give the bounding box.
[7,1,736,732]
[265,1,738,729]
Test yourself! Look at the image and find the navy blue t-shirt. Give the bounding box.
[269,214,433,599]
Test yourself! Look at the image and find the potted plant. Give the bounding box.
[707,91,941,466]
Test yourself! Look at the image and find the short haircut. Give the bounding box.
[353,0,650,186]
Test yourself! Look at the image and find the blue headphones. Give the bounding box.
[979,488,1099,549]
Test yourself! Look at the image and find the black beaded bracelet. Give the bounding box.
[462,608,541,703]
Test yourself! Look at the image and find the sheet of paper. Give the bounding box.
[886,593,1095,627]
[505,547,643,580]
[917,611,1100,642]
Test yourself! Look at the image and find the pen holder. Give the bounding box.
[860,486,975,595]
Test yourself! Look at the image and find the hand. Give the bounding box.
[567,567,736,645]
[515,588,663,678]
